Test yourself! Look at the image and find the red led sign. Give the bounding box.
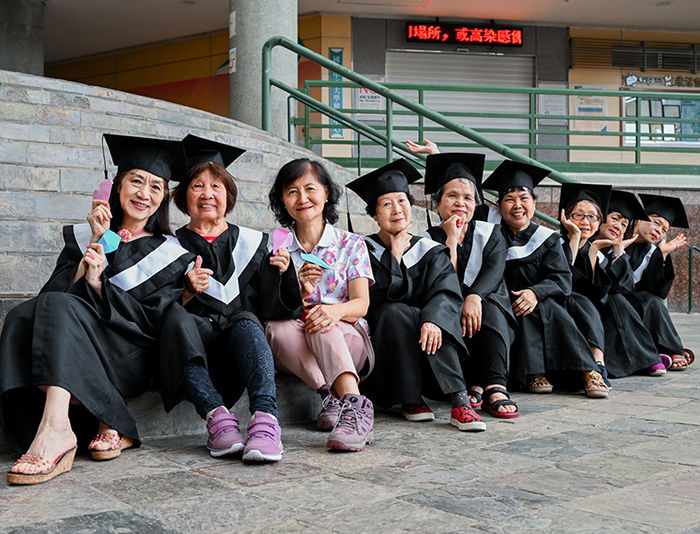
[407,23,523,46]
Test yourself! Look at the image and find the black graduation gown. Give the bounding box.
[561,237,609,352]
[158,224,303,412]
[625,242,683,355]
[502,223,597,388]
[0,223,193,453]
[426,221,516,383]
[595,248,661,377]
[360,234,467,408]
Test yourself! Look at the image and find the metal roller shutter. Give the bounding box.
[386,50,535,158]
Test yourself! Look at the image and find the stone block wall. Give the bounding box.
[0,69,390,307]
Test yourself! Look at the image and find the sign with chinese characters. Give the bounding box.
[329,48,344,139]
[623,73,700,88]
[407,23,523,47]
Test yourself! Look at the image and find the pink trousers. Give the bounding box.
[266,319,368,390]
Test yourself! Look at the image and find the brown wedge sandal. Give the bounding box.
[90,433,134,461]
[7,445,77,485]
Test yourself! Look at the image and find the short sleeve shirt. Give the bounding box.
[288,224,374,332]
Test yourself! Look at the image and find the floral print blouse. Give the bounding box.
[288,223,374,332]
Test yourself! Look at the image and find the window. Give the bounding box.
[623,95,700,145]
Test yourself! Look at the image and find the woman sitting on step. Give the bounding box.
[624,194,693,371]
[265,158,376,453]
[157,135,302,463]
[1,135,194,485]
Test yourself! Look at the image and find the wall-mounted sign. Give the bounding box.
[623,72,700,88]
[329,48,344,139]
[407,23,523,46]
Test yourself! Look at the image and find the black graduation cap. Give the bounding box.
[638,193,689,228]
[104,134,186,182]
[183,134,246,172]
[558,183,612,221]
[608,190,650,222]
[424,153,485,196]
[481,160,551,197]
[346,159,422,208]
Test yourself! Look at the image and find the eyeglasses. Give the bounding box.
[569,212,601,222]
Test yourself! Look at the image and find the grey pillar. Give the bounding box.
[0,0,44,76]
[229,0,297,139]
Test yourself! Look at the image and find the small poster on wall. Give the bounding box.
[681,100,700,142]
[354,75,385,123]
[573,86,608,132]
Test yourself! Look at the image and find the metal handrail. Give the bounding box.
[688,245,700,313]
[262,36,576,186]
[296,79,700,173]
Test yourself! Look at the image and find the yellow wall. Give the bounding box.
[45,33,230,116]
[299,14,353,158]
[569,28,700,165]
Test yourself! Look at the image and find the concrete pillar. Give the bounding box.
[229,0,297,139]
[0,0,44,76]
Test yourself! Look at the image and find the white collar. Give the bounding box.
[289,222,334,253]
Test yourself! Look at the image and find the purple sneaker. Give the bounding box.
[242,411,283,462]
[206,406,245,458]
[327,394,374,452]
[317,395,343,430]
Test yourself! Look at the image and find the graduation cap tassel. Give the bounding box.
[426,208,432,229]
[101,135,109,181]
[345,191,354,233]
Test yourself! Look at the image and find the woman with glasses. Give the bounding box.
[558,183,614,394]
[624,194,693,371]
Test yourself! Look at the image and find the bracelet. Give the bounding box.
[611,251,625,260]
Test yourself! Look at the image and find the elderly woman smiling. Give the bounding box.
[481,161,607,398]
[349,159,486,432]
[157,135,301,463]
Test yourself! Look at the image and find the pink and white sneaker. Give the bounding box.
[206,406,245,457]
[327,394,374,452]
[242,411,283,462]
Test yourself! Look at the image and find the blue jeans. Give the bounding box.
[182,319,278,418]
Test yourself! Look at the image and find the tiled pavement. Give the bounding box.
[2,313,700,533]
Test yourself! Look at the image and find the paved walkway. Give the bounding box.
[2,313,700,534]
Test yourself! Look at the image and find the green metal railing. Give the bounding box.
[294,80,700,175]
[262,35,563,227]
[688,246,700,313]
[262,36,576,185]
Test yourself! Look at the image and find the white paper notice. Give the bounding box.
[229,48,236,73]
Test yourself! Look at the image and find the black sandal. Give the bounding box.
[483,387,519,419]
[466,388,483,410]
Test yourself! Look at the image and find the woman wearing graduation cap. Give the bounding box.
[348,159,486,431]
[157,135,302,462]
[624,194,693,370]
[266,158,376,452]
[422,153,519,418]
[557,183,614,394]
[1,134,194,484]
[481,160,607,398]
[593,190,668,377]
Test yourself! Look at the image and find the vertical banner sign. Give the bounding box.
[329,48,344,139]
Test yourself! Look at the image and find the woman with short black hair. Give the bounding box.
[266,158,376,452]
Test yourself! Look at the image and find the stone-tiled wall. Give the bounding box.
[0,69,387,313]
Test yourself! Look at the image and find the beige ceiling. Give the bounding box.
[44,0,700,64]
